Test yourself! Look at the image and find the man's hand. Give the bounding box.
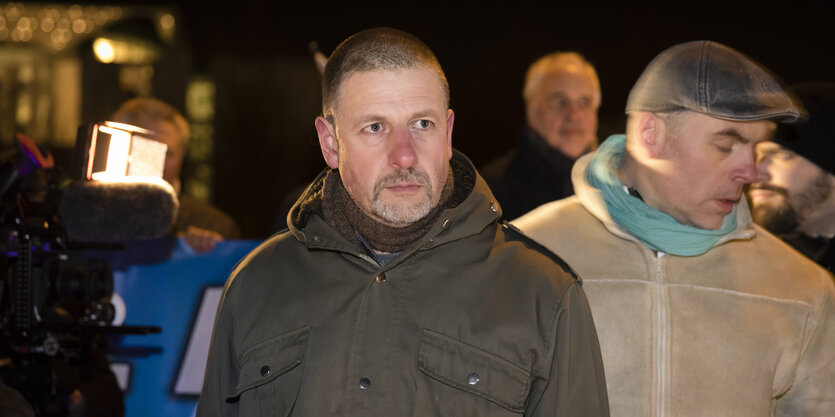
[180,226,224,253]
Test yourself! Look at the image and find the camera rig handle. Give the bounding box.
[13,232,32,338]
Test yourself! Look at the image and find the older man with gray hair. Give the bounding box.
[481,51,601,220]
[514,41,835,416]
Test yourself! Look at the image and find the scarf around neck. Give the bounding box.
[322,168,454,254]
[585,134,737,256]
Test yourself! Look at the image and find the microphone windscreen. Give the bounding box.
[59,179,179,242]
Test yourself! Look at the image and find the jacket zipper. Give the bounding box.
[654,251,667,417]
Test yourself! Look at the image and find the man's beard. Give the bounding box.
[750,173,832,234]
[371,169,435,226]
[750,184,800,234]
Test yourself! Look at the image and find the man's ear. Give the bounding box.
[445,109,454,159]
[637,112,666,159]
[315,116,339,169]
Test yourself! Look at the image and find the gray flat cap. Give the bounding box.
[626,40,801,122]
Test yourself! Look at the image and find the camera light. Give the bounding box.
[93,125,130,180]
[85,122,167,183]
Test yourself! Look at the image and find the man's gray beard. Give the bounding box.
[371,169,434,226]
[752,172,832,234]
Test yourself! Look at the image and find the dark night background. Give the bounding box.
[76,1,835,238]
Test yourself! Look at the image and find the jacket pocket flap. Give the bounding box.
[227,325,311,399]
[418,328,531,412]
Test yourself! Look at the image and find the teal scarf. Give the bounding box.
[585,134,737,256]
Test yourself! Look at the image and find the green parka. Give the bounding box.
[197,151,609,417]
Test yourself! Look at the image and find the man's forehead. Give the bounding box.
[756,141,783,152]
[538,71,600,105]
[543,68,596,87]
[333,68,447,115]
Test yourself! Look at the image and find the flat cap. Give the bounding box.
[626,40,801,122]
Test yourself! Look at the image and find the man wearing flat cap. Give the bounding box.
[513,41,835,416]
[749,83,835,272]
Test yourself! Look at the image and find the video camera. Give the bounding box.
[0,123,179,416]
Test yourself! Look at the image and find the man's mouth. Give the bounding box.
[385,183,422,193]
[560,128,583,137]
[747,184,789,202]
[374,169,431,199]
[715,196,740,213]
[747,189,775,200]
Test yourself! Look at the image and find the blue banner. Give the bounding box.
[108,238,260,417]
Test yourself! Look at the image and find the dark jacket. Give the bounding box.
[196,150,609,417]
[779,233,835,273]
[480,128,578,221]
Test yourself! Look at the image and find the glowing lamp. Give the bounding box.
[72,122,167,184]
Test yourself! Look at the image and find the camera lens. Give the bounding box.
[52,258,113,302]
[84,258,113,301]
[86,301,115,324]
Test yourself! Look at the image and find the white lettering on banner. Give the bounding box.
[173,286,223,395]
[111,362,131,391]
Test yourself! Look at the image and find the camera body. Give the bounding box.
[0,126,169,416]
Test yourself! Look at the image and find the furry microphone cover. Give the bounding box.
[58,179,179,243]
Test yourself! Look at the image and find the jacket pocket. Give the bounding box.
[418,328,531,414]
[226,326,310,415]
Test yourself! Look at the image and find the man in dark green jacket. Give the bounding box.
[197,27,609,417]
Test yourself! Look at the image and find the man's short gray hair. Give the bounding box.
[523,51,600,105]
[321,27,449,121]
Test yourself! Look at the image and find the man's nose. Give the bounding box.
[754,154,773,184]
[734,155,758,184]
[563,102,581,120]
[389,127,417,169]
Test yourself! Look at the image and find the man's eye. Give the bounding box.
[715,144,732,153]
[414,120,432,129]
[549,97,568,109]
[577,98,592,110]
[758,149,795,162]
[366,123,382,133]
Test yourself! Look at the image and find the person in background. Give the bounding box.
[110,98,241,252]
[513,40,835,416]
[480,51,601,220]
[749,83,835,271]
[197,27,609,417]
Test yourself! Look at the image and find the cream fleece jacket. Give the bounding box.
[513,151,835,417]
